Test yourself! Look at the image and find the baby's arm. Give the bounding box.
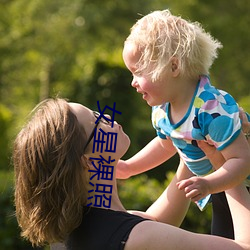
[178,132,250,201]
[116,136,177,179]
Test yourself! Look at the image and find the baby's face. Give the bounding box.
[123,42,174,106]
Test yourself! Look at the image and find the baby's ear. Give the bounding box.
[170,57,180,76]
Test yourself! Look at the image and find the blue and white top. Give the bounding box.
[152,75,242,177]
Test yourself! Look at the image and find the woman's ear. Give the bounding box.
[82,155,92,169]
[170,57,180,77]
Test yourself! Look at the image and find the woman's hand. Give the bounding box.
[239,107,250,141]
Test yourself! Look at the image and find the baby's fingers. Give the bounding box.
[176,179,194,190]
[185,189,201,201]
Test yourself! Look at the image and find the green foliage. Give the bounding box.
[185,1,250,100]
[119,174,164,211]
[1,0,249,170]
[0,171,44,249]
[0,104,13,170]
[239,95,250,113]
[183,202,212,234]
[0,0,249,248]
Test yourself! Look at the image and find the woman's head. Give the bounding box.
[14,98,89,246]
[68,102,130,160]
[124,9,222,81]
[13,98,130,246]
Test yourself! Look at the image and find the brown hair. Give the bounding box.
[13,98,88,246]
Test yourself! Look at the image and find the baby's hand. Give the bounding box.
[177,176,211,202]
[116,160,131,179]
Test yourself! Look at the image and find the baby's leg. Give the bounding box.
[146,159,193,226]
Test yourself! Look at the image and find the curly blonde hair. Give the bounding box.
[13,98,88,246]
[125,9,222,81]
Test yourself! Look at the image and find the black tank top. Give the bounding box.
[66,207,148,250]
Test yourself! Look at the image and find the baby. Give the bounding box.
[118,9,250,236]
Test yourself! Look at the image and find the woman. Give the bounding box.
[13,98,250,249]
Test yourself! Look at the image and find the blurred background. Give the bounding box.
[0,0,249,249]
